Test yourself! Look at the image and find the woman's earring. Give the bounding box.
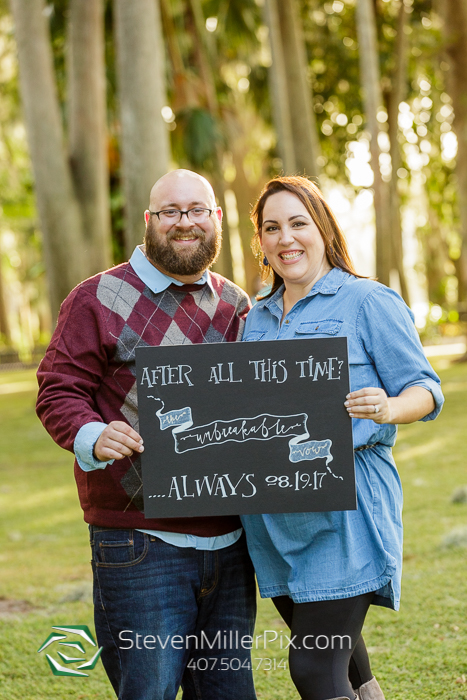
[263,255,269,266]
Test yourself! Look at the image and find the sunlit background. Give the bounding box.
[0,0,465,361]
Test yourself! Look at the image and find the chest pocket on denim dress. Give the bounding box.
[243,330,267,342]
[294,319,343,337]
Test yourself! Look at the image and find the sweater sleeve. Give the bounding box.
[36,285,115,452]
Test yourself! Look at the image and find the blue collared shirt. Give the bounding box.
[73,246,241,551]
[128,244,215,295]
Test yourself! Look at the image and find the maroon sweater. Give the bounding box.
[36,262,250,535]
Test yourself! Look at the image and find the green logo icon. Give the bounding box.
[37,625,103,677]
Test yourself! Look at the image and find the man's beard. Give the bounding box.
[144,219,222,276]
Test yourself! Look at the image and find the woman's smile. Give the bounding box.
[278,249,305,262]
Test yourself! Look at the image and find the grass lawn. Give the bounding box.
[0,359,466,699]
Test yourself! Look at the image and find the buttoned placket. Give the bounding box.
[265,295,315,340]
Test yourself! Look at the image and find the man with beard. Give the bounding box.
[36,170,256,700]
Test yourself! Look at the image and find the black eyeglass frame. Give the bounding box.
[148,208,213,222]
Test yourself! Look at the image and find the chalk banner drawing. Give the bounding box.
[136,337,356,517]
[152,398,336,470]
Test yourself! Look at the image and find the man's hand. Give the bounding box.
[94,421,144,461]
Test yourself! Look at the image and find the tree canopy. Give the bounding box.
[0,0,465,356]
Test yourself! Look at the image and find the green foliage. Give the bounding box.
[301,0,364,178]
[174,107,220,169]
[204,0,261,51]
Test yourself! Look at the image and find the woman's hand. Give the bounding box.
[344,386,436,425]
[344,387,391,424]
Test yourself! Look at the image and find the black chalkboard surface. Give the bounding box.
[135,337,356,518]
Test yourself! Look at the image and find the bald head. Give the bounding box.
[149,169,216,212]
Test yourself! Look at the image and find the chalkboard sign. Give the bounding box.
[135,338,356,518]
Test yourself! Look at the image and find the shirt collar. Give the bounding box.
[129,245,214,295]
[264,267,351,312]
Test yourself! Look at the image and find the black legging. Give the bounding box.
[273,593,374,700]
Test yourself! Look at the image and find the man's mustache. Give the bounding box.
[166,228,206,243]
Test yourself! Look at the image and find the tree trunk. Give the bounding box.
[425,209,449,305]
[0,257,11,343]
[225,115,263,296]
[186,0,234,282]
[278,0,321,179]
[68,0,112,276]
[443,0,467,301]
[355,0,391,286]
[160,0,198,111]
[113,0,170,258]
[263,0,297,174]
[10,0,86,321]
[386,1,410,304]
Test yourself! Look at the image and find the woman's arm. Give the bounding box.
[344,385,436,425]
[352,286,444,424]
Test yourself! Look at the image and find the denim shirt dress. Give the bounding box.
[241,268,444,610]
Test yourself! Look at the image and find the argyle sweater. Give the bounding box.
[36,262,251,535]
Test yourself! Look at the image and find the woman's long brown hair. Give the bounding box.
[251,176,366,298]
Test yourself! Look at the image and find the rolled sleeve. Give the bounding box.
[401,378,445,421]
[73,422,114,472]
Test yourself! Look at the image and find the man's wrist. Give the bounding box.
[74,422,114,472]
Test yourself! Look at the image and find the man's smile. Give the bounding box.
[171,234,200,243]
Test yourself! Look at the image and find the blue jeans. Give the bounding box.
[90,527,257,700]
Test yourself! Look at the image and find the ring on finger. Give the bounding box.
[374,405,379,414]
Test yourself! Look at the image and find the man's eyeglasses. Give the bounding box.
[148,208,213,224]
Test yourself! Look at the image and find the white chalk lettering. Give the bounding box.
[195,474,218,496]
[176,414,305,453]
[214,477,228,498]
[222,473,246,496]
[208,362,242,384]
[243,474,257,497]
[249,359,287,383]
[139,364,193,387]
[295,356,343,381]
[168,477,182,500]
[149,473,258,501]
[181,475,194,498]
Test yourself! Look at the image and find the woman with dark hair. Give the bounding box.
[241,176,444,700]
